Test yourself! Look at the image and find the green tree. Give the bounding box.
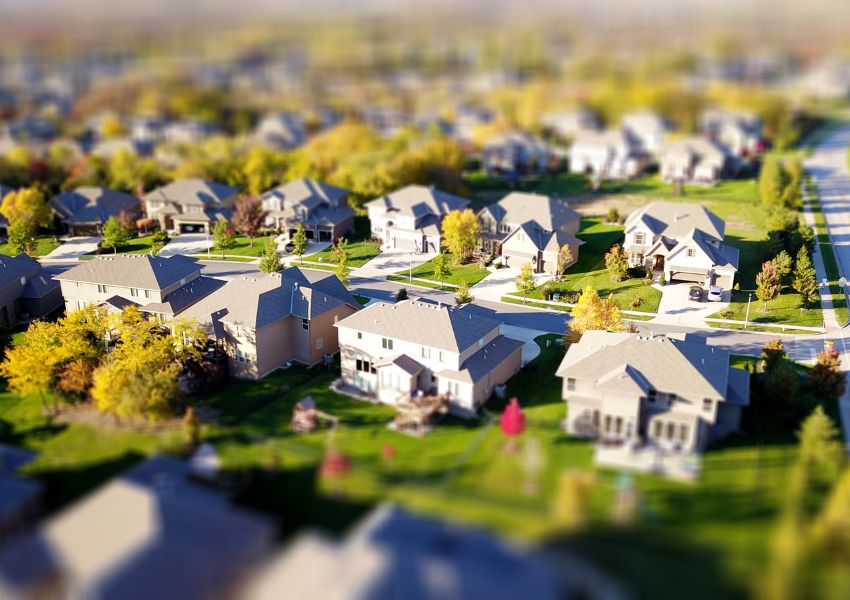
[792,246,818,307]
[331,237,349,264]
[556,243,575,279]
[809,344,846,401]
[798,405,845,481]
[604,243,629,282]
[291,223,308,264]
[231,196,267,247]
[334,250,351,286]
[100,215,131,254]
[569,286,626,340]
[766,358,799,405]
[0,187,51,233]
[760,156,786,208]
[515,262,536,302]
[151,229,168,255]
[258,237,282,273]
[772,250,792,286]
[212,219,236,259]
[243,146,286,196]
[756,260,781,311]
[441,209,481,263]
[6,220,32,255]
[761,338,787,373]
[455,282,474,305]
[432,252,451,288]
[812,468,850,557]
[781,157,803,209]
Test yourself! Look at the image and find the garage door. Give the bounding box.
[392,237,418,251]
[670,270,706,284]
[180,223,205,234]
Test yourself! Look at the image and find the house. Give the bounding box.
[623,201,738,288]
[89,138,141,160]
[0,254,62,326]
[700,109,762,159]
[541,108,600,140]
[621,111,670,155]
[556,331,750,466]
[481,130,551,176]
[569,129,647,180]
[54,254,225,322]
[658,137,730,185]
[241,504,572,600]
[335,299,523,416]
[0,455,274,600]
[144,178,240,234]
[366,185,469,253]
[253,112,307,150]
[49,187,140,236]
[162,119,222,144]
[129,115,166,145]
[478,192,581,274]
[260,178,355,242]
[180,268,361,379]
[0,444,44,538]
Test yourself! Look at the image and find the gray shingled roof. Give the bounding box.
[261,178,349,210]
[143,179,238,207]
[54,255,202,290]
[438,335,524,383]
[142,276,227,316]
[480,192,580,233]
[557,332,731,400]
[336,300,501,353]
[179,267,360,329]
[50,187,139,225]
[366,185,469,219]
[0,254,43,291]
[625,200,725,241]
[669,228,739,270]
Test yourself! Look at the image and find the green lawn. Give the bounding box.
[0,236,60,257]
[465,171,591,209]
[509,217,662,313]
[212,234,276,258]
[88,233,162,256]
[389,252,490,287]
[306,216,381,268]
[190,254,257,263]
[805,176,849,325]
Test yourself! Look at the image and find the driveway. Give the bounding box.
[355,249,437,279]
[42,236,101,260]
[651,283,729,326]
[500,324,551,365]
[471,267,550,302]
[158,234,211,257]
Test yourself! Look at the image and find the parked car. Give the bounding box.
[707,286,723,302]
[284,242,296,253]
[688,285,703,301]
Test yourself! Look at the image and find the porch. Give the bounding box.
[595,440,701,480]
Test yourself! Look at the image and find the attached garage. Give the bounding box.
[711,269,736,289]
[391,236,418,251]
[668,269,707,284]
[179,223,206,234]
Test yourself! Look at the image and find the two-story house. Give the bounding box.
[700,109,763,159]
[477,192,581,274]
[49,187,140,236]
[260,179,355,242]
[0,254,62,326]
[658,136,730,185]
[557,331,750,461]
[54,255,225,322]
[144,179,240,234]
[623,201,739,289]
[621,111,671,156]
[335,300,523,416]
[366,185,469,253]
[569,129,648,180]
[180,267,360,379]
[481,131,551,176]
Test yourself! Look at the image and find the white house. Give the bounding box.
[700,109,762,159]
[658,136,730,185]
[541,108,600,141]
[621,111,671,155]
[569,129,647,180]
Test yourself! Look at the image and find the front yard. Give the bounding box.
[0,236,61,257]
[388,252,490,288]
[305,216,381,268]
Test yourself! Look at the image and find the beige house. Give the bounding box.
[50,187,140,237]
[621,111,670,156]
[658,136,729,185]
[180,267,361,379]
[0,254,62,326]
[557,331,750,460]
[700,109,762,159]
[569,129,648,180]
[260,178,355,242]
[144,179,240,234]
[366,185,469,253]
[335,300,523,416]
[623,201,739,289]
[478,192,581,274]
[54,254,225,322]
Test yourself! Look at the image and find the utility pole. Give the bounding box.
[744,292,752,329]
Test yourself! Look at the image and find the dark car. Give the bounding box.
[689,285,703,301]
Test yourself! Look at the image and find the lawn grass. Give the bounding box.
[213,234,276,258]
[390,252,490,287]
[464,171,592,210]
[306,216,381,268]
[190,254,257,263]
[0,236,61,257]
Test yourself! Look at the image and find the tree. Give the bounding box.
[500,397,526,439]
[395,288,408,301]
[441,209,480,263]
[781,158,803,210]
[569,286,625,339]
[798,405,845,480]
[812,468,850,557]
[766,359,799,405]
[604,243,629,282]
[0,187,51,233]
[792,246,818,307]
[455,282,473,305]
[755,260,781,311]
[100,114,127,140]
[433,252,451,288]
[6,220,32,255]
[231,196,267,247]
[760,156,786,208]
[772,250,793,286]
[291,223,308,264]
[515,262,536,301]
[334,250,351,286]
[151,229,169,255]
[809,344,846,401]
[100,215,131,254]
[258,237,282,273]
[243,146,286,196]
[761,338,787,373]
[212,219,236,259]
[556,243,575,279]
[551,470,595,530]
[331,237,349,264]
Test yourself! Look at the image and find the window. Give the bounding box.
[355,356,375,374]
[634,232,644,245]
[130,288,139,297]
[357,331,363,340]
[687,248,696,257]
[421,346,430,359]
[302,318,309,331]
[382,338,393,350]
[679,424,689,443]
[144,290,151,299]
[653,420,663,438]
[97,284,108,294]
[75,282,81,288]
[566,377,576,391]
[666,422,676,440]
[703,398,714,412]
[235,348,252,364]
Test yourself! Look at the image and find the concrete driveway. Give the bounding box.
[471,267,550,302]
[651,283,729,326]
[158,234,211,257]
[355,249,437,279]
[42,236,101,260]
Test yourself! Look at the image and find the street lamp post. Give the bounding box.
[206,233,211,260]
[409,253,413,282]
[745,292,752,329]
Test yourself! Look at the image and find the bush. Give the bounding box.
[396,288,408,301]
[606,207,620,223]
[630,295,643,308]
[627,266,647,279]
[541,284,553,300]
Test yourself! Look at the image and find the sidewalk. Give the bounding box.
[801,185,842,332]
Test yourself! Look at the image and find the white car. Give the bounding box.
[707,286,723,302]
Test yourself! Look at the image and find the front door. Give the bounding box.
[653,255,665,271]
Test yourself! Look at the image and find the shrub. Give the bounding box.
[541,284,553,300]
[627,266,647,279]
[396,288,408,301]
[630,295,643,308]
[606,207,620,223]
